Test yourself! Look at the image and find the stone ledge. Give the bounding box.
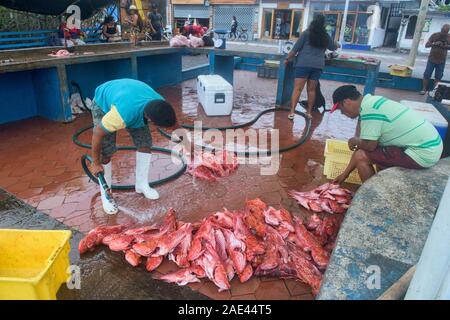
[317,157,450,300]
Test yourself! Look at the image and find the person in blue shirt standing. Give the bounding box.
[91,79,177,214]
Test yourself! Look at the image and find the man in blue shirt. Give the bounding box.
[91,79,177,214]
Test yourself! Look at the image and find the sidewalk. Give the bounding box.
[226,41,450,82]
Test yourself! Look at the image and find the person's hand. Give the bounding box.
[333,172,348,185]
[348,137,360,151]
[305,112,312,119]
[284,58,290,66]
[92,162,104,177]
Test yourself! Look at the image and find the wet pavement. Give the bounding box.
[0,189,206,300]
[0,70,428,300]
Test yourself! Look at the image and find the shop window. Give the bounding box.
[344,14,357,43]
[323,13,340,42]
[291,11,303,38]
[355,13,370,45]
[273,10,292,40]
[405,15,417,39]
[262,10,273,38]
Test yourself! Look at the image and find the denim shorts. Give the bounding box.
[91,101,152,159]
[295,67,322,80]
[423,59,445,80]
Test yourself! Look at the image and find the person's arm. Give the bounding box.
[348,137,379,152]
[102,25,110,38]
[327,34,339,51]
[285,32,305,63]
[355,118,361,137]
[91,126,107,176]
[425,34,436,48]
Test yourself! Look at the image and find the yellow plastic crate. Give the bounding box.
[0,229,72,300]
[389,64,413,78]
[324,139,377,185]
[324,139,353,159]
[324,159,363,185]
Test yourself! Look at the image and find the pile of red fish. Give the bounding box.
[187,151,239,181]
[48,49,71,57]
[79,198,344,295]
[289,183,353,214]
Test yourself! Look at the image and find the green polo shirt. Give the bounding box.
[360,94,443,168]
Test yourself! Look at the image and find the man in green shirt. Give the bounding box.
[330,85,443,184]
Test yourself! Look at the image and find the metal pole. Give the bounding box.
[339,0,350,46]
[406,0,430,67]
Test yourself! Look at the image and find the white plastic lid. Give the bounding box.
[197,75,232,91]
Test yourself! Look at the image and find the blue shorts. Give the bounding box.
[295,67,322,80]
[423,60,445,80]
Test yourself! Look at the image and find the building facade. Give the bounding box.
[167,0,434,51]
[398,9,450,54]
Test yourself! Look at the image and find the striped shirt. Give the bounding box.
[360,94,443,168]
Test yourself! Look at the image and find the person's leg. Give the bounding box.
[432,62,445,92]
[127,126,159,200]
[306,79,318,117]
[289,76,307,120]
[353,149,376,182]
[366,146,424,169]
[421,60,434,94]
[91,101,118,214]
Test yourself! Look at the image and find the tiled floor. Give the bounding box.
[0,71,425,300]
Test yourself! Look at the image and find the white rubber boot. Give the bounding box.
[100,162,118,215]
[135,152,159,200]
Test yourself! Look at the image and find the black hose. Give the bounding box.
[71,82,312,189]
[158,107,312,156]
[73,125,188,189]
[71,80,187,190]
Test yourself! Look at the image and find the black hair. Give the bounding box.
[308,14,329,49]
[103,15,115,24]
[144,100,177,127]
[332,85,362,104]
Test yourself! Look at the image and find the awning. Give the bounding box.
[173,5,210,19]
[0,0,115,19]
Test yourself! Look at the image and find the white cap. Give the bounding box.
[129,5,137,10]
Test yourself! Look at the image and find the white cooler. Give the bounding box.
[197,75,233,116]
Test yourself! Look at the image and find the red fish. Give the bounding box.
[233,213,265,262]
[287,242,323,296]
[125,250,141,267]
[210,210,234,229]
[146,256,164,272]
[244,198,267,237]
[132,240,158,257]
[169,223,193,268]
[293,218,330,269]
[124,225,159,235]
[78,224,126,254]
[223,229,246,274]
[153,267,201,286]
[153,223,192,256]
[108,234,135,252]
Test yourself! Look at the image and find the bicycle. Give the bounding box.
[228,27,249,42]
